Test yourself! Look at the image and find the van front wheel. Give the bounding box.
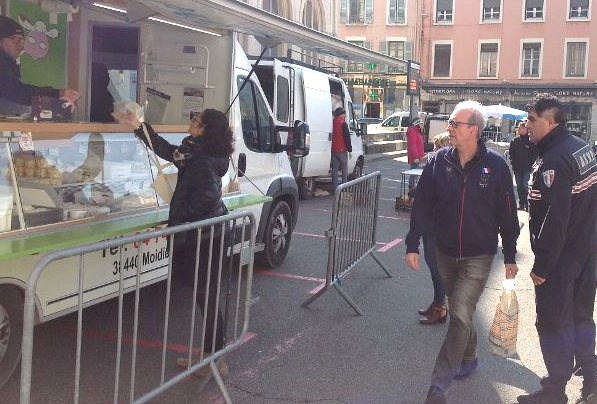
[0,286,24,388]
[257,201,292,268]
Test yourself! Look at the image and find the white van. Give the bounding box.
[252,59,364,199]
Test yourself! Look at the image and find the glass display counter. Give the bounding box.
[0,122,187,234]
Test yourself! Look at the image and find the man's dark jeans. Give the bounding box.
[430,250,494,391]
[514,170,530,207]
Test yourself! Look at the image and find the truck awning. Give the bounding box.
[130,0,406,68]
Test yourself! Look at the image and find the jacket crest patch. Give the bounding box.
[543,170,555,188]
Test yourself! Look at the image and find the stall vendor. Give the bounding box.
[0,15,79,116]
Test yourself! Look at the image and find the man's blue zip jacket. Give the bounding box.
[405,140,520,263]
[528,124,597,280]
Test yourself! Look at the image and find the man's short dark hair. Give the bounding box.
[525,93,566,124]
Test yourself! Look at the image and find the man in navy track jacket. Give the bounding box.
[405,100,520,404]
[517,94,597,404]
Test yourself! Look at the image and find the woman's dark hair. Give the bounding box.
[198,109,234,156]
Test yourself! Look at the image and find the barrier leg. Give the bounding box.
[333,283,364,316]
[370,252,393,278]
[300,284,329,308]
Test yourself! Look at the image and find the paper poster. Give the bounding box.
[10,0,68,88]
[19,132,34,151]
[183,87,204,120]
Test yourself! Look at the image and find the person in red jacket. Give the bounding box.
[406,117,425,187]
[331,107,352,192]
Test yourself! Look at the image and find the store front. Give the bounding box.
[342,74,408,119]
[421,84,597,141]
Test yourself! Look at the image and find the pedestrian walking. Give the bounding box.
[331,106,352,193]
[415,132,451,325]
[516,94,597,404]
[508,119,537,211]
[406,117,425,188]
[404,101,520,404]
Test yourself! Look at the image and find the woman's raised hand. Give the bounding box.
[111,111,141,129]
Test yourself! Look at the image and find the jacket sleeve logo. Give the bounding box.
[572,145,597,175]
[542,170,555,188]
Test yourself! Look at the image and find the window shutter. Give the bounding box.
[340,0,347,23]
[379,41,388,54]
[365,0,373,23]
[405,41,413,61]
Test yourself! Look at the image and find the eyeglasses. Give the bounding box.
[447,119,474,129]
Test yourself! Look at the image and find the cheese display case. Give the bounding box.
[0,123,183,233]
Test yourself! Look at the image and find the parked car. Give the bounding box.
[366,111,411,140]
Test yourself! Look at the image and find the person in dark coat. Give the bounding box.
[508,119,537,210]
[516,94,597,404]
[0,15,79,115]
[112,108,234,377]
[90,63,115,122]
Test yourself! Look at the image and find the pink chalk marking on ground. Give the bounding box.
[56,328,256,355]
[255,269,325,283]
[377,237,403,253]
[294,231,385,246]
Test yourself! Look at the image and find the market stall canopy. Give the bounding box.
[122,0,406,67]
[480,104,528,120]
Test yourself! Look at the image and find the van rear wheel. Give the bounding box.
[257,201,292,268]
[0,286,24,388]
[298,177,314,200]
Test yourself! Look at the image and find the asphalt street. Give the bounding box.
[1,153,593,404]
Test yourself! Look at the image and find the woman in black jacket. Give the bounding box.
[113,108,234,376]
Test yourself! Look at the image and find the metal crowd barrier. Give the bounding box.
[20,211,256,404]
[301,171,393,315]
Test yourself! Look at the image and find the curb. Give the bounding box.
[364,150,408,163]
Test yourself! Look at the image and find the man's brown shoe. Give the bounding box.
[418,302,434,316]
[420,305,447,325]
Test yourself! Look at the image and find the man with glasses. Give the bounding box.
[405,100,519,404]
[516,94,597,404]
[0,15,79,116]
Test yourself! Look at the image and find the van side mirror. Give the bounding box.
[275,121,310,157]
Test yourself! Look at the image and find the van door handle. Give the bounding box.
[328,132,332,141]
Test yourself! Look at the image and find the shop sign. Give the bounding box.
[512,89,595,97]
[426,88,505,95]
[345,77,404,87]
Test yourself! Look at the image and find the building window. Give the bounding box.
[347,40,367,72]
[569,0,590,19]
[388,0,406,24]
[340,0,373,24]
[479,42,498,77]
[435,0,453,23]
[262,0,279,14]
[521,42,541,77]
[565,41,588,77]
[303,0,321,30]
[482,0,501,21]
[525,0,544,20]
[433,43,452,77]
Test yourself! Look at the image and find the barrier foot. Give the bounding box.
[334,284,364,316]
[370,252,393,278]
[194,358,233,404]
[300,284,328,308]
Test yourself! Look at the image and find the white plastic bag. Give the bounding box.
[488,279,519,357]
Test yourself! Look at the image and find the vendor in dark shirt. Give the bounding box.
[0,15,79,116]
